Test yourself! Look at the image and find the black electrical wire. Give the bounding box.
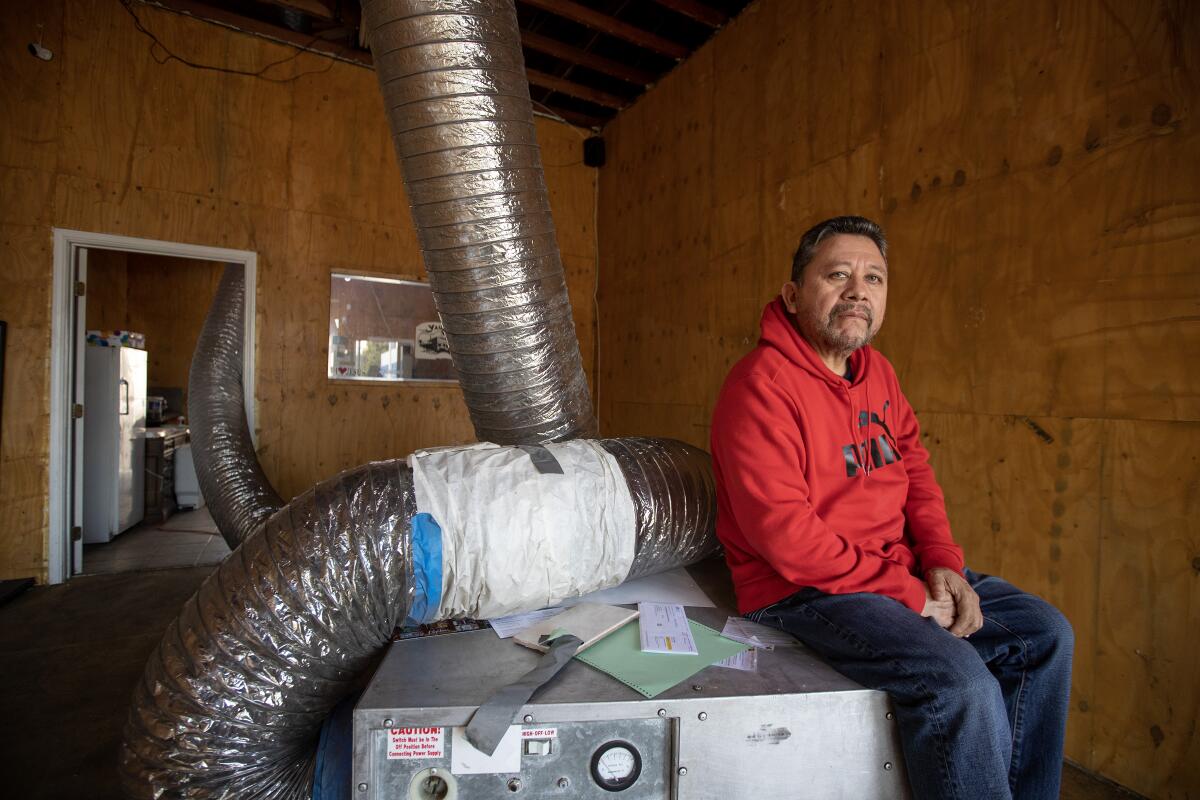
[120,0,336,83]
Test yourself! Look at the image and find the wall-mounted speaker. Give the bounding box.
[583,136,606,168]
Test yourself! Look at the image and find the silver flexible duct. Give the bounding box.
[187,267,283,547]
[362,0,597,444]
[602,438,718,579]
[119,459,417,799]
[120,2,722,796]
[119,441,716,799]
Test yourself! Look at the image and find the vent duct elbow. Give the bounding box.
[187,266,283,548]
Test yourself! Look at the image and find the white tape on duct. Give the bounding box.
[410,441,637,620]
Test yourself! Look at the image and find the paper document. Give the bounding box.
[575,619,750,698]
[638,603,698,655]
[719,617,796,650]
[714,647,757,672]
[489,607,563,639]
[564,567,715,608]
[513,604,639,654]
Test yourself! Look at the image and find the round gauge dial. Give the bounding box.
[590,740,642,792]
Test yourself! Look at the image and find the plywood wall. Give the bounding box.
[84,248,129,329]
[0,1,597,582]
[597,0,1198,796]
[124,254,225,415]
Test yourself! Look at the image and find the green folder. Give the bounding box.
[574,619,751,698]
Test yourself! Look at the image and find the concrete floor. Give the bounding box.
[0,566,1143,800]
[82,507,230,574]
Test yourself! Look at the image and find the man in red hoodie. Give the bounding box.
[711,216,1073,800]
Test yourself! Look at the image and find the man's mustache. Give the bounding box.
[829,303,873,325]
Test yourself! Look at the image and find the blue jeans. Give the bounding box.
[748,569,1073,800]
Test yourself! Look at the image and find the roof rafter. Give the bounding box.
[519,0,689,60]
[651,0,728,28]
[521,30,655,87]
[525,68,629,109]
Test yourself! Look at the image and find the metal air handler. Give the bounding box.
[352,606,911,799]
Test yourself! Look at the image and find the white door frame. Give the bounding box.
[49,229,258,584]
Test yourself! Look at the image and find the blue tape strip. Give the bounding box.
[405,513,443,625]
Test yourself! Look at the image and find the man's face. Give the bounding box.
[781,233,888,358]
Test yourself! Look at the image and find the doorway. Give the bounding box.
[49,230,257,584]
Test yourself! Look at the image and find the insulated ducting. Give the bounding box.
[120,460,416,799]
[120,271,719,799]
[120,442,715,799]
[120,1,723,796]
[187,267,283,548]
[362,0,596,444]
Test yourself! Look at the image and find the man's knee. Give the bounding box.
[1027,595,1075,660]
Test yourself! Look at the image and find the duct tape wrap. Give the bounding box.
[188,266,283,548]
[363,0,597,444]
[119,460,417,799]
[409,441,637,620]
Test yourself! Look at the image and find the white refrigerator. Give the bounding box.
[83,345,147,542]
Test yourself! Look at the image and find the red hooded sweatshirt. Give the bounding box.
[711,298,964,615]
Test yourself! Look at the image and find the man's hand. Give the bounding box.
[925,568,983,637]
[921,583,955,629]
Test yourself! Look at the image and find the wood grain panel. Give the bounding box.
[0,0,597,582]
[84,249,129,331]
[0,225,53,580]
[53,174,292,256]
[0,167,55,227]
[598,0,1199,793]
[1093,419,1200,797]
[290,55,394,223]
[58,1,295,208]
[0,0,63,172]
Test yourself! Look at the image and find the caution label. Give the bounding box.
[521,727,558,739]
[387,727,444,759]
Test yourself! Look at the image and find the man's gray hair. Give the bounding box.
[791,216,888,283]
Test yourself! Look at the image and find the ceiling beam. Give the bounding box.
[519,0,689,60]
[258,0,336,21]
[521,31,654,86]
[651,0,728,28]
[525,68,628,109]
[143,0,372,66]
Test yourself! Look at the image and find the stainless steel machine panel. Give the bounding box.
[353,607,910,799]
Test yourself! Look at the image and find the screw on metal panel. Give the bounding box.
[677,767,688,776]
[523,714,534,723]
[657,708,667,717]
[383,718,393,727]
[697,712,707,721]
[886,712,895,720]
[884,762,893,771]
[507,777,522,792]
[357,783,367,792]
[691,684,702,691]
[557,777,570,788]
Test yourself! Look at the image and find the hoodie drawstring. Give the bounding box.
[845,362,873,481]
[863,378,872,478]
